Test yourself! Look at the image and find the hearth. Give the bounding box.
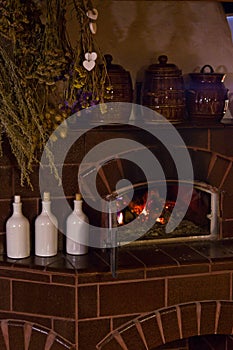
[112,180,218,245]
[1,123,233,350]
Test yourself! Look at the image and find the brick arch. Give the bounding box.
[0,319,75,349]
[187,147,233,194]
[96,300,233,350]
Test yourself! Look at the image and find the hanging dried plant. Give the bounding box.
[0,0,70,187]
[0,38,60,187]
[63,0,109,115]
[0,0,108,188]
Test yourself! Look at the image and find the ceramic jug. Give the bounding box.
[186,64,228,121]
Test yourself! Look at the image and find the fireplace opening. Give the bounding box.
[79,159,219,247]
[112,180,219,245]
[154,334,233,350]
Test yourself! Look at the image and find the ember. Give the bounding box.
[156,217,166,224]
[115,182,213,243]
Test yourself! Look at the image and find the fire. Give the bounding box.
[116,192,175,227]
[156,217,166,224]
[113,185,211,238]
[117,212,124,225]
[141,207,149,216]
[130,204,145,215]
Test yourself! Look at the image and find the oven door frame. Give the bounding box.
[108,180,219,246]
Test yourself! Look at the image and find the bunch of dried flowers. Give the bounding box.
[0,0,108,187]
[62,0,111,116]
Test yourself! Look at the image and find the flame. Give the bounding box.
[156,217,166,224]
[117,212,124,225]
[130,204,145,215]
[141,207,149,216]
[117,196,175,226]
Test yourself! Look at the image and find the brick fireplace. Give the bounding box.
[1,121,233,349]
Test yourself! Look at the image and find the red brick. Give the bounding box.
[100,280,165,316]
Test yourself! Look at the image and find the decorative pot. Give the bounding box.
[186,64,228,122]
[104,54,133,104]
[91,55,133,124]
[141,55,186,123]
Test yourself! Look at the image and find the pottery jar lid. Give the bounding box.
[104,54,128,73]
[146,55,182,76]
[189,64,226,83]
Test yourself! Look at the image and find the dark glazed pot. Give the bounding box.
[141,55,186,123]
[91,54,133,124]
[104,54,133,103]
[186,64,228,122]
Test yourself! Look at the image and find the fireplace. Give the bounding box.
[78,128,221,276]
[1,1,233,348]
[1,124,233,350]
[110,180,219,245]
[76,125,223,261]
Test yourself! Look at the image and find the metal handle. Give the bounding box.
[107,198,118,278]
[200,64,214,74]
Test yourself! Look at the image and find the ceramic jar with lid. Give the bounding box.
[104,54,133,103]
[186,64,228,122]
[92,54,133,124]
[141,55,186,122]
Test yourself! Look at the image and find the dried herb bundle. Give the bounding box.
[0,0,107,187]
[63,0,109,115]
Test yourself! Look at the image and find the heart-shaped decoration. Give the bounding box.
[84,52,97,61]
[86,8,98,20]
[83,60,96,71]
[89,22,97,34]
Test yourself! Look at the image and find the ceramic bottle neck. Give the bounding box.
[13,202,22,215]
[42,201,51,213]
[74,200,83,212]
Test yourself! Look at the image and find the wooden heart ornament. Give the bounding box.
[86,8,98,20]
[83,60,95,71]
[84,52,97,61]
[83,52,97,71]
[89,22,97,34]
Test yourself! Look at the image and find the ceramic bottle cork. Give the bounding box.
[66,194,89,255]
[35,192,58,257]
[6,195,30,259]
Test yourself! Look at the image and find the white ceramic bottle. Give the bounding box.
[6,195,30,259]
[35,192,58,257]
[66,194,89,255]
